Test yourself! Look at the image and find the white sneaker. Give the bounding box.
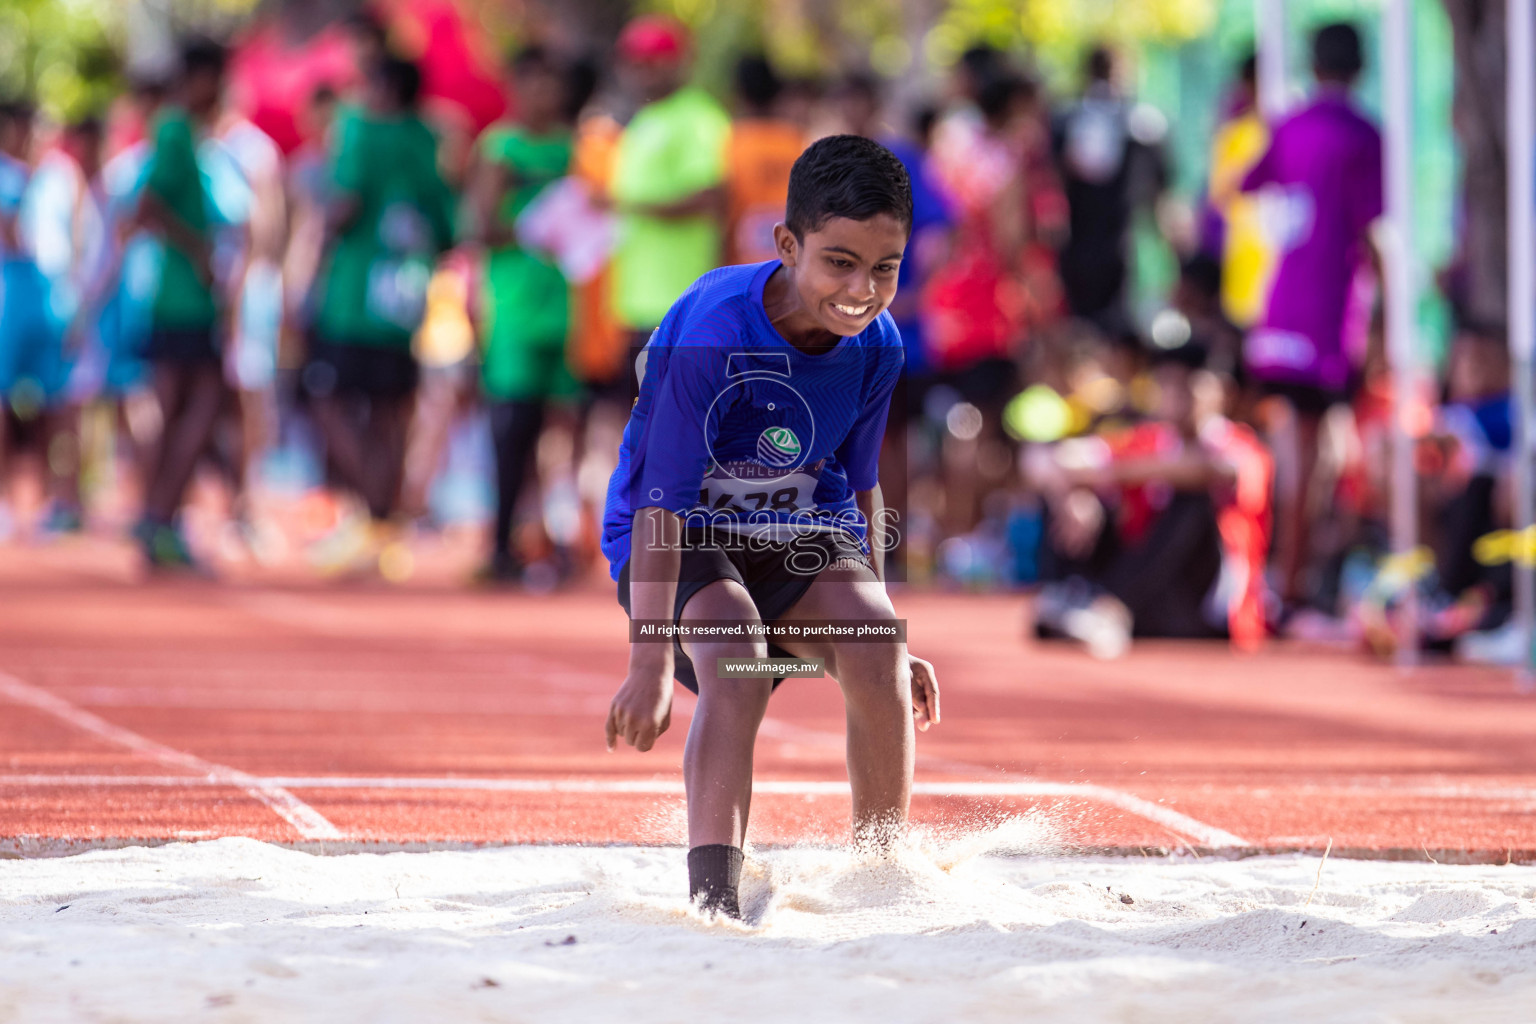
[1063,599,1133,660]
[1455,622,1531,666]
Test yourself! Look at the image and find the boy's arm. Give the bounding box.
[854,484,941,731]
[605,506,681,753]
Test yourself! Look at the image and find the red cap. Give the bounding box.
[616,15,689,65]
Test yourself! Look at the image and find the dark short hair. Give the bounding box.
[1086,45,1114,83]
[977,72,1027,123]
[564,57,598,121]
[512,45,555,75]
[785,134,911,239]
[735,55,781,111]
[910,103,940,144]
[373,54,422,109]
[180,38,227,80]
[66,115,103,139]
[834,71,880,104]
[0,99,36,125]
[1180,253,1222,301]
[345,10,389,48]
[960,45,1002,79]
[1313,22,1363,79]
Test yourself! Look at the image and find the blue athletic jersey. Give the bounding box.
[601,259,904,579]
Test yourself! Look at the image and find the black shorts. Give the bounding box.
[617,526,873,693]
[1258,378,1349,416]
[142,326,219,364]
[303,338,419,401]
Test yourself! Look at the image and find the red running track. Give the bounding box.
[2,542,1535,862]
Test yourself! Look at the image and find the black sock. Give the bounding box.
[687,844,744,919]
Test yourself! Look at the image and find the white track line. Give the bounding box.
[0,673,342,841]
[12,775,1530,805]
[754,718,1250,848]
[0,773,1249,847]
[231,592,1251,848]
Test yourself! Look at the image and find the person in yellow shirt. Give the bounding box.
[1207,57,1275,329]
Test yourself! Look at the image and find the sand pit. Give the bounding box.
[2,824,1534,1023]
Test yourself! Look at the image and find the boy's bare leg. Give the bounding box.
[678,578,772,848]
[775,564,915,845]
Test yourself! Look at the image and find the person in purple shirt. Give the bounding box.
[1240,22,1383,607]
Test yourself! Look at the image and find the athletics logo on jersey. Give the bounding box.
[756,426,802,468]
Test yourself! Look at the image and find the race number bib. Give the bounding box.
[696,465,822,517]
[692,461,848,543]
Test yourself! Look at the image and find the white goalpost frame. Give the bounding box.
[1383,0,1421,665]
[1508,0,1536,684]
[1256,0,1291,118]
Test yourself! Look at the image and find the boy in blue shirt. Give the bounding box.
[602,135,941,918]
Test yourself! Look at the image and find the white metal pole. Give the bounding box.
[1508,0,1536,684]
[1255,0,1290,119]
[1383,0,1419,665]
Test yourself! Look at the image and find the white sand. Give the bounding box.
[2,824,1534,1024]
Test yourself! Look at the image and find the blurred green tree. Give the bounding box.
[0,0,122,122]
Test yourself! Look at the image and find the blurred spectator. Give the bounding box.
[1170,253,1243,379]
[608,15,730,349]
[1427,324,1514,650]
[776,77,823,135]
[882,103,953,381]
[929,71,1063,376]
[830,71,883,138]
[0,100,45,539]
[1240,22,1382,609]
[725,55,805,265]
[90,80,167,490]
[924,71,1039,534]
[465,46,593,584]
[565,108,626,394]
[1052,45,1167,333]
[210,103,287,557]
[868,100,955,575]
[1027,339,1267,656]
[303,53,454,575]
[1205,55,1274,330]
[227,0,368,156]
[134,40,230,570]
[21,117,113,534]
[283,86,340,345]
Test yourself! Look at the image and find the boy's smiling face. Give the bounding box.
[774,214,907,338]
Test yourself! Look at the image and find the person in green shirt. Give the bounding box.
[609,16,731,349]
[134,38,227,571]
[464,48,595,583]
[304,54,454,573]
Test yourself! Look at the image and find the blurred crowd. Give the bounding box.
[0,5,1522,664]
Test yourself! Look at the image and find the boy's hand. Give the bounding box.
[605,662,674,753]
[909,655,940,732]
